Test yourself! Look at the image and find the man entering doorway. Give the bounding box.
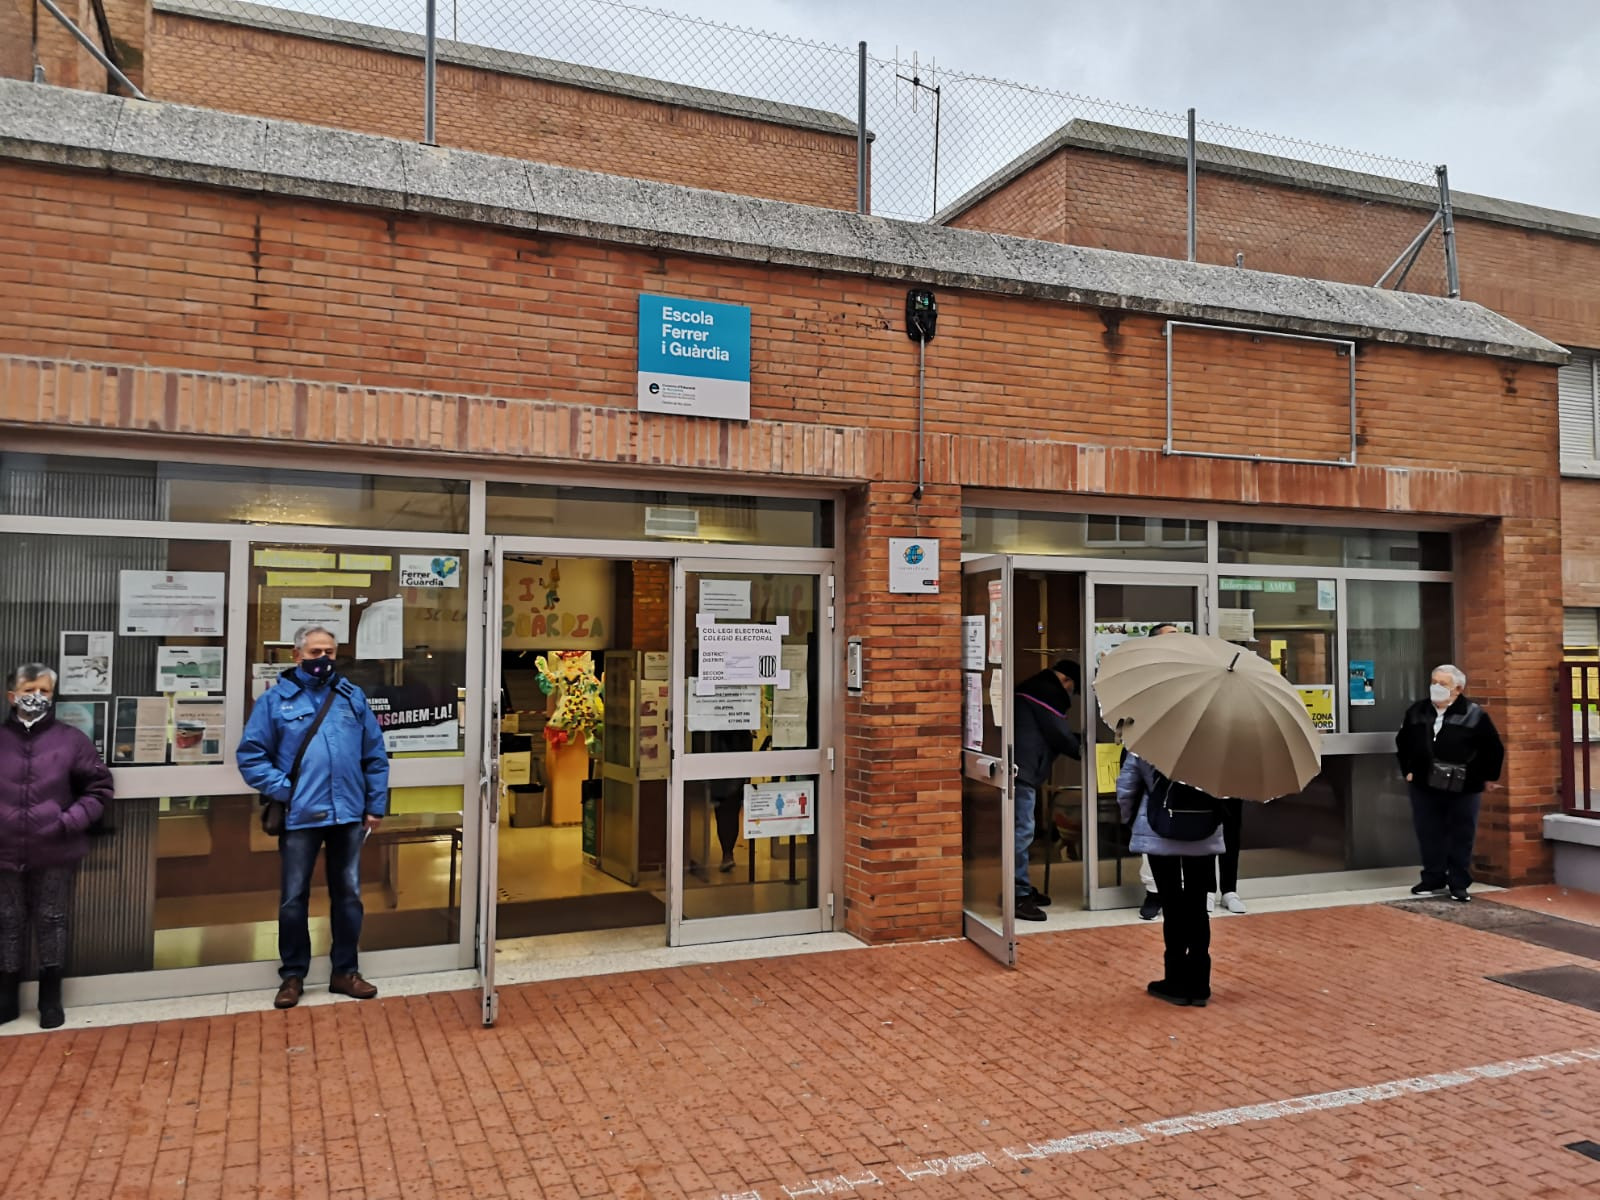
[238,625,390,1009]
[1014,659,1082,921]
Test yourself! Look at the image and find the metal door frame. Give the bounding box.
[960,554,1016,965]
[475,542,505,1024]
[668,557,837,948]
[1083,570,1209,911]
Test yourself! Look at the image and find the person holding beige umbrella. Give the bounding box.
[1101,632,1321,1007]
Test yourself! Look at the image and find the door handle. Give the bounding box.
[986,760,998,779]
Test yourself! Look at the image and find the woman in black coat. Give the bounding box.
[1395,664,1504,903]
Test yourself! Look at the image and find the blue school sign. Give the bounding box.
[637,293,752,421]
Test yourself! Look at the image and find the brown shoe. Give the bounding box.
[273,977,304,1009]
[328,972,378,1000]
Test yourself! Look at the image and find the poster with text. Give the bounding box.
[251,662,292,699]
[743,779,816,839]
[962,616,986,671]
[279,598,351,645]
[686,681,761,731]
[1349,660,1376,707]
[58,631,113,695]
[55,701,108,760]
[696,619,786,694]
[1295,685,1336,733]
[964,671,984,750]
[156,646,224,693]
[118,571,225,637]
[172,698,225,762]
[987,581,1004,664]
[112,696,169,764]
[369,685,461,753]
[697,579,751,620]
[1092,621,1194,671]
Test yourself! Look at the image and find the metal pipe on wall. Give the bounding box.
[424,0,438,146]
[1186,107,1197,262]
[1437,165,1460,299]
[857,42,868,214]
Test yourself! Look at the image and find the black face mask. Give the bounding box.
[300,657,335,685]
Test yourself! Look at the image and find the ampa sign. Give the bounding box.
[637,293,751,421]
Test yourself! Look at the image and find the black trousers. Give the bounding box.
[1217,798,1244,894]
[1147,854,1215,999]
[0,866,78,974]
[1409,783,1481,893]
[712,797,741,860]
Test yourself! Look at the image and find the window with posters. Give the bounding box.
[246,544,467,756]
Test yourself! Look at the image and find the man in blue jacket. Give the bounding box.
[237,625,389,1009]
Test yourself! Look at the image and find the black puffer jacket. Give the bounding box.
[1395,695,1505,795]
[1014,669,1081,788]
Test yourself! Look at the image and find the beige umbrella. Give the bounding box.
[1094,631,1321,801]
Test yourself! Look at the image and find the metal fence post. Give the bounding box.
[1186,107,1197,262]
[37,0,147,100]
[1437,164,1460,299]
[857,42,867,215]
[424,0,438,145]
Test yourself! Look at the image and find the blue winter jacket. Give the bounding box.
[1115,752,1225,857]
[236,669,390,830]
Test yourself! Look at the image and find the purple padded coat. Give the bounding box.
[0,713,114,872]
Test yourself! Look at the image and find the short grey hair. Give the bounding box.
[293,625,340,650]
[7,663,57,690]
[1433,663,1467,690]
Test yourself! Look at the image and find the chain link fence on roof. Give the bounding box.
[145,0,1456,294]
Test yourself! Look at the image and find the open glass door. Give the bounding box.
[961,556,1015,965]
[475,543,504,1025]
[1083,572,1207,910]
[669,560,834,946]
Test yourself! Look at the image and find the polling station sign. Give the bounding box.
[637,294,752,421]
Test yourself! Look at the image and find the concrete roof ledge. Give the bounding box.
[0,79,1567,366]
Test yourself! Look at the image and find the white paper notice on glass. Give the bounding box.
[1317,580,1337,612]
[119,571,226,637]
[962,616,986,671]
[1217,608,1255,643]
[989,668,1005,728]
[771,645,810,748]
[743,779,816,839]
[155,646,224,693]
[355,597,405,660]
[686,681,761,731]
[888,538,940,594]
[964,671,984,749]
[695,618,787,694]
[987,580,1004,664]
[251,662,292,699]
[58,631,114,695]
[279,598,352,645]
[697,579,751,620]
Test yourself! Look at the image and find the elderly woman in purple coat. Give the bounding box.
[0,663,113,1029]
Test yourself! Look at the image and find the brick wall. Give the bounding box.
[0,158,1568,917]
[842,482,963,943]
[145,12,859,209]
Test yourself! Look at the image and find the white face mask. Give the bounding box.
[1429,684,1452,705]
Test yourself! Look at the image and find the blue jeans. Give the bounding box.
[279,822,366,979]
[1014,783,1038,896]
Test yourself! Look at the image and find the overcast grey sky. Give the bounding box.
[644,0,1599,216]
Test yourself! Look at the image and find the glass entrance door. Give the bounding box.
[669,560,834,946]
[1083,573,1207,909]
[960,556,1015,965]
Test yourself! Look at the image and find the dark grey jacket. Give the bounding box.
[1014,669,1081,788]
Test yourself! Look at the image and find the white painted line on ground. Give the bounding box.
[716,1046,1600,1200]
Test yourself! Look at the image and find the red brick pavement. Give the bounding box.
[1,903,1598,1200]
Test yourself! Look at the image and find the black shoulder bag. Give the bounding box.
[1146,776,1225,842]
[1426,702,1483,794]
[261,689,338,837]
